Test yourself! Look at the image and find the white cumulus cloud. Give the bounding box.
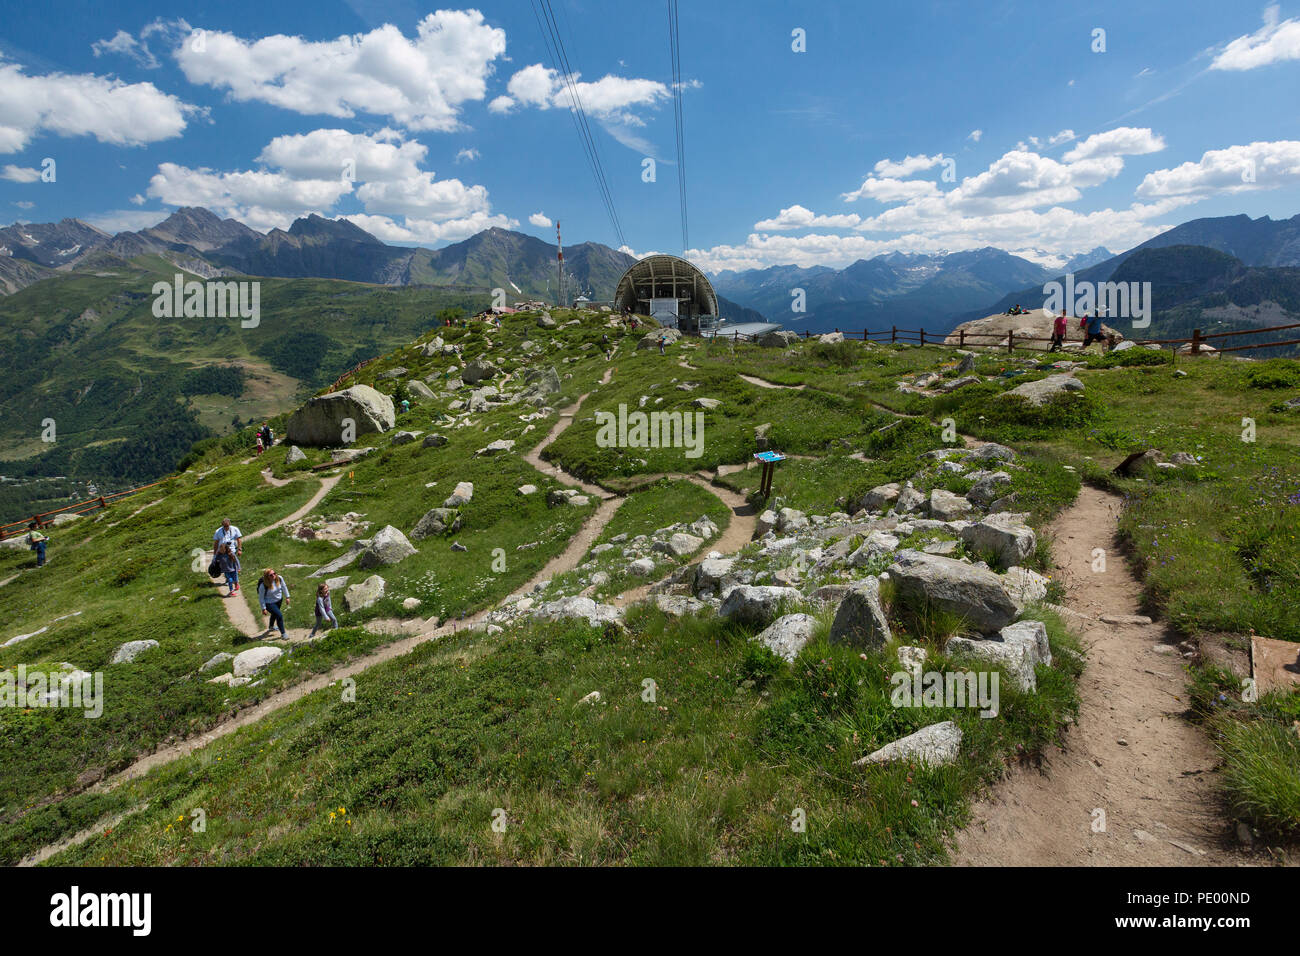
[172,11,506,131]
[0,62,194,153]
[1212,6,1300,70]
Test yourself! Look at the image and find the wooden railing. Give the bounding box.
[0,479,171,541]
[743,321,1300,356]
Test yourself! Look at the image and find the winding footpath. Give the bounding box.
[953,485,1241,865]
[20,365,765,865]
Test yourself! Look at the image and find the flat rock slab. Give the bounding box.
[1252,635,1300,695]
[1100,613,1153,626]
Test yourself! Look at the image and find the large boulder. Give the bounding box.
[719,585,802,626]
[443,482,474,508]
[759,330,799,348]
[755,613,819,662]
[358,525,417,568]
[284,445,307,465]
[887,550,1021,632]
[847,531,899,567]
[344,574,386,611]
[928,489,972,520]
[461,358,497,384]
[637,328,682,350]
[855,721,963,767]
[1003,374,1085,406]
[967,471,1013,507]
[694,557,736,594]
[960,513,1037,566]
[232,646,283,678]
[829,577,892,648]
[859,483,901,513]
[285,385,395,447]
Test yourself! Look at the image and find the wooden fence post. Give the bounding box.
[959,329,965,348]
[919,329,926,345]
[862,327,868,340]
[891,326,897,343]
[1192,328,1202,356]
[1007,331,1015,353]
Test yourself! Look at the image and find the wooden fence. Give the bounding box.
[0,479,171,541]
[705,321,1300,357]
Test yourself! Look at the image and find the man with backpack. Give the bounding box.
[1080,311,1106,349]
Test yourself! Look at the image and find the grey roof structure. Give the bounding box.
[613,254,719,325]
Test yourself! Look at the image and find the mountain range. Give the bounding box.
[0,208,768,323]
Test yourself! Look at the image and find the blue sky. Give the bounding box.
[1,0,1298,272]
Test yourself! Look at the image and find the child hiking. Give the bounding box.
[217,541,241,596]
[309,582,340,638]
[257,568,290,639]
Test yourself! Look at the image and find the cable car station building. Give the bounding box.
[613,254,720,334]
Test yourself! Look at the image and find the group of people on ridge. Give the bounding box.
[211,517,340,642]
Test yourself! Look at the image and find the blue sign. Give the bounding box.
[753,451,786,463]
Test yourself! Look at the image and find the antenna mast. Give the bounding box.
[556,220,564,308]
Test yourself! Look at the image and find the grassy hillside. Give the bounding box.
[0,256,487,516]
[2,317,1296,865]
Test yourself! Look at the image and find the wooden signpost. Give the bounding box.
[753,450,787,499]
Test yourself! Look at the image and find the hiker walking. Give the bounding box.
[27,522,48,568]
[1080,311,1105,348]
[261,423,274,449]
[217,541,241,596]
[255,432,264,455]
[257,568,290,639]
[1050,309,1068,352]
[213,518,243,560]
[658,334,666,355]
[309,582,340,638]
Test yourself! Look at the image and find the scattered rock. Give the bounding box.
[855,721,963,767]
[232,646,283,678]
[110,640,159,664]
[358,525,417,568]
[1003,374,1085,406]
[755,613,819,662]
[888,550,1021,632]
[829,577,892,649]
[719,585,802,626]
[344,574,386,612]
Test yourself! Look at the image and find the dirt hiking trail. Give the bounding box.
[953,485,1246,866]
